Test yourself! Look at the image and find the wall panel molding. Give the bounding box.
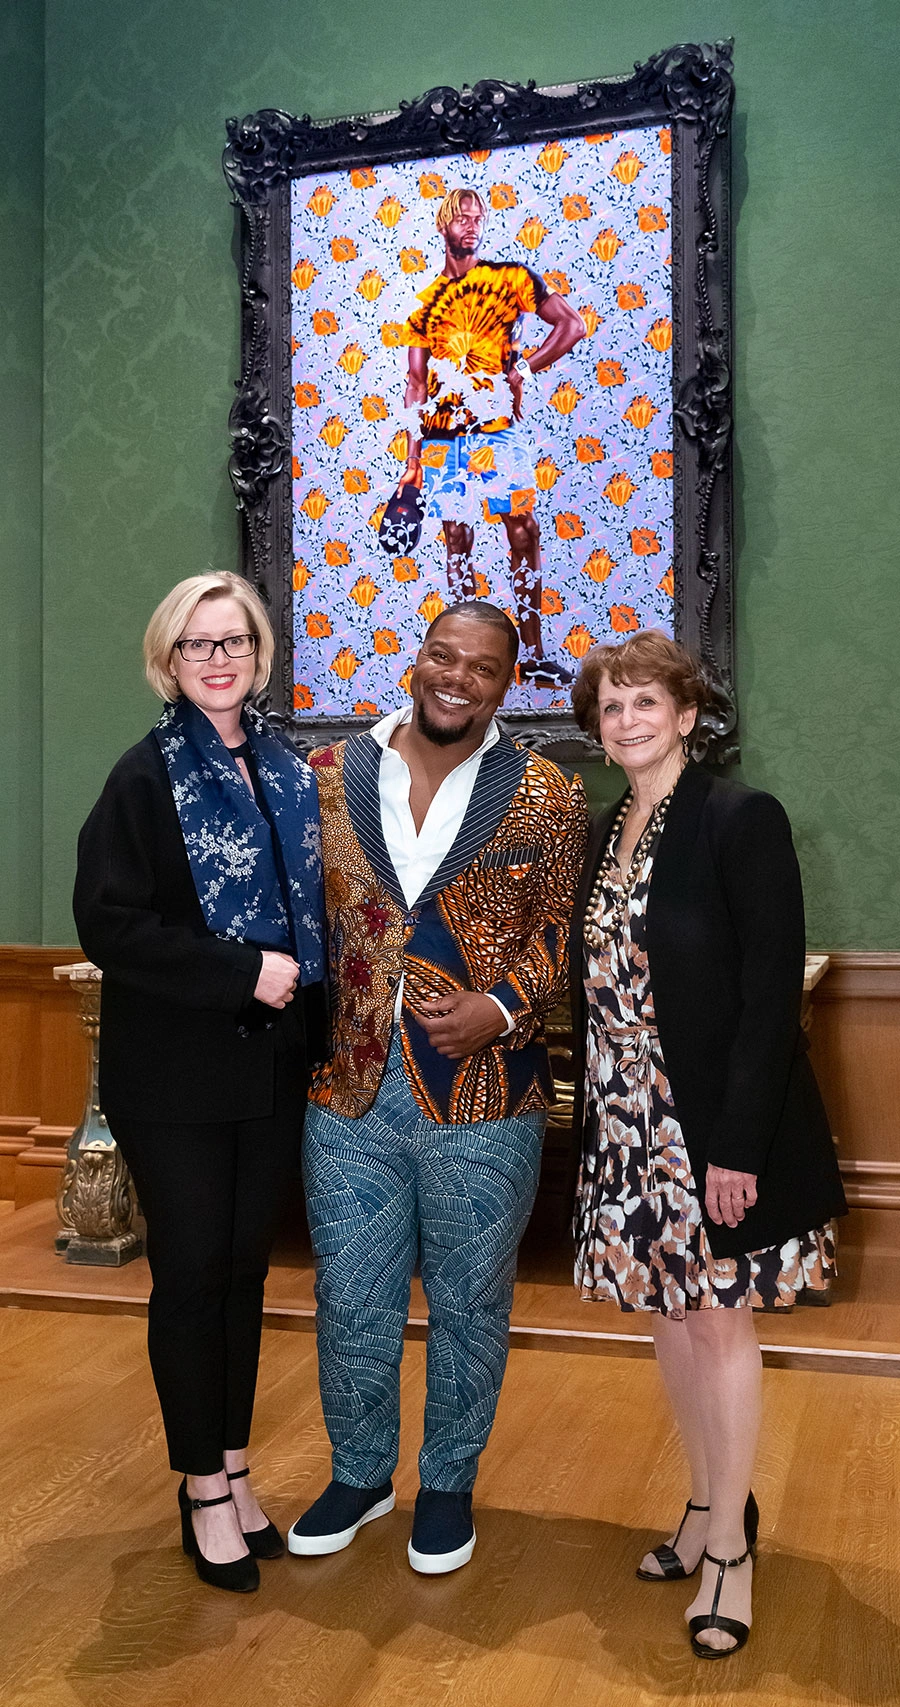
[0,945,85,1133]
[814,952,900,1001]
[0,946,80,991]
[1,946,898,1210]
[810,952,900,1210]
[839,1161,900,1212]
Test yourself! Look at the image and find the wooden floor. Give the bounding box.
[1,1307,898,1707]
[3,1200,900,1377]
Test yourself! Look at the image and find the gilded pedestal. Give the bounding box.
[53,963,142,1266]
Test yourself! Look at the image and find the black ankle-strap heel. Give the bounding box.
[637,1488,758,1583]
[226,1467,286,1559]
[688,1545,752,1658]
[636,1500,710,1581]
[177,1478,259,1593]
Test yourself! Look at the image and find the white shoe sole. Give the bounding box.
[288,1491,396,1556]
[407,1528,476,1575]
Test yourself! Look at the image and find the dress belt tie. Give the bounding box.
[595,1019,663,1192]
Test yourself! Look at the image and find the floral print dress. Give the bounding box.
[574,798,835,1318]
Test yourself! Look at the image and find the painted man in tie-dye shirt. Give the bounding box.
[399,189,585,687]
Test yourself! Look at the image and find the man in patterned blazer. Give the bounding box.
[288,602,589,1575]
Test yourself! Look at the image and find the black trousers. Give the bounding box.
[109,1044,305,1475]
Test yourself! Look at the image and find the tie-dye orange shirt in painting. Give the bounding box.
[404,260,551,436]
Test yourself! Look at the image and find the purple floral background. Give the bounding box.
[290,123,673,717]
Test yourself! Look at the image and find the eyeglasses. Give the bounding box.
[173,633,258,662]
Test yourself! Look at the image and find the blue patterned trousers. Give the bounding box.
[302,1033,545,1492]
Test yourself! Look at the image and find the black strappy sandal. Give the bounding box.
[178,1478,260,1592]
[688,1545,753,1658]
[227,1466,286,1559]
[637,1489,759,1583]
[636,1500,710,1581]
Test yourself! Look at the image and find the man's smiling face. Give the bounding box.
[408,614,515,748]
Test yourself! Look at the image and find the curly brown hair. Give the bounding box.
[571,630,707,747]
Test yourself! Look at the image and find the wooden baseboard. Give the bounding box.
[0,1116,40,1139]
[14,1142,69,1210]
[23,1125,74,1146]
[0,1147,23,1199]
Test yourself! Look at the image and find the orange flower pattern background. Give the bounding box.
[291,126,672,715]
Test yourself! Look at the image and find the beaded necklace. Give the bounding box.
[583,787,675,955]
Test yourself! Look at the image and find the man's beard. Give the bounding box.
[445,236,481,261]
[416,702,476,747]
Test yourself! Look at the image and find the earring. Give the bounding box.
[682,735,690,758]
[604,751,611,768]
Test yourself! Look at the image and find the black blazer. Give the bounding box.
[569,763,847,1258]
[73,733,308,1124]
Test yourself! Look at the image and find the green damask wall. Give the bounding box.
[1,1,44,941]
[12,0,900,944]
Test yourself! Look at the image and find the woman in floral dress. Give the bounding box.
[569,632,846,1658]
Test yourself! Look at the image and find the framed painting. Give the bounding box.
[223,40,736,759]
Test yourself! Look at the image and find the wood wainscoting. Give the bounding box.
[1,945,899,1217]
[0,946,83,1206]
[809,952,900,1211]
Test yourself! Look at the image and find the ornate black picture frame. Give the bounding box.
[224,40,736,759]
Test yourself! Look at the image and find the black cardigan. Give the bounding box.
[569,763,847,1258]
[73,733,308,1124]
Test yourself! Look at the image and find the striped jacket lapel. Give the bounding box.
[417,733,528,907]
[343,728,527,913]
[342,734,406,911]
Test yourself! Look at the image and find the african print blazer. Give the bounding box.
[308,730,589,1124]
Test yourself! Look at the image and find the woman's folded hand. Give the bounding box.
[705,1165,758,1228]
[254,951,300,1009]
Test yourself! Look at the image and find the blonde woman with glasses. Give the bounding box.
[75,572,325,1594]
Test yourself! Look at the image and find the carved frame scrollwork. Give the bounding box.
[224,40,736,760]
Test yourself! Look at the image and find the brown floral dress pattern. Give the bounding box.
[574,798,835,1318]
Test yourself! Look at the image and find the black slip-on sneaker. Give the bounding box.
[407,1489,476,1575]
[288,1479,395,1557]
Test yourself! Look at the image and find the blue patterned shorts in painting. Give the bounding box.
[303,1032,545,1492]
[420,427,537,525]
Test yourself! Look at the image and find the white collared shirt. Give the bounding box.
[370,706,512,1031]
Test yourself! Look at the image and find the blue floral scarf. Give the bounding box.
[155,697,325,983]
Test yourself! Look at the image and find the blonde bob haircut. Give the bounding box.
[435,187,488,233]
[143,572,275,703]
